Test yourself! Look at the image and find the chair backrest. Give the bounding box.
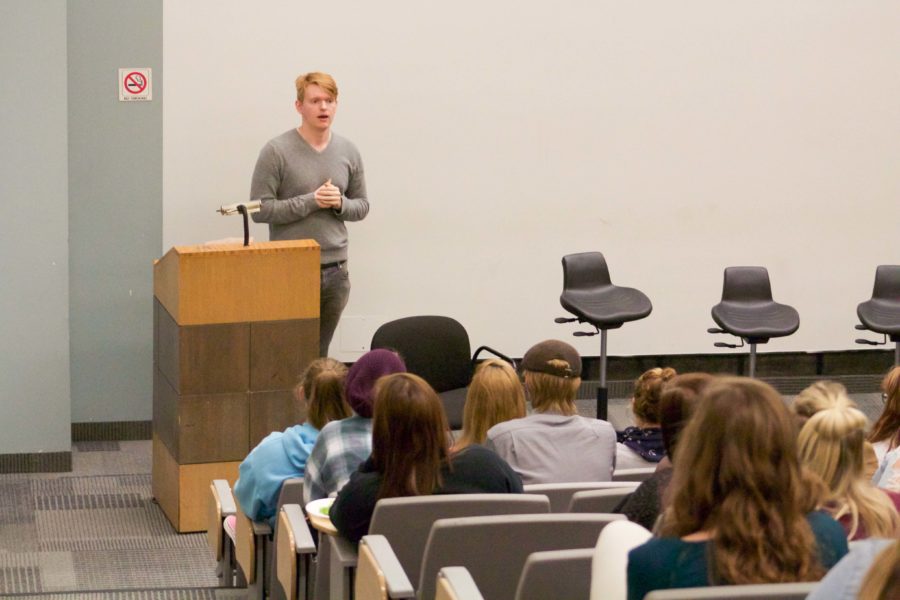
[568,488,635,513]
[612,467,656,482]
[720,267,773,303]
[514,548,593,600]
[590,520,652,600]
[562,252,613,292]
[523,482,638,513]
[371,316,472,392]
[369,494,551,586]
[873,265,900,299]
[644,582,818,599]
[418,513,625,600]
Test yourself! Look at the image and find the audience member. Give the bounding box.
[234,358,349,526]
[808,538,898,600]
[798,403,900,540]
[616,367,676,469]
[792,380,878,478]
[485,340,616,484]
[627,377,848,600]
[451,359,526,452]
[331,373,523,542]
[615,372,712,530]
[869,366,900,462]
[303,349,405,504]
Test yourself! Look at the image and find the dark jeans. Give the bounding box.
[320,262,350,356]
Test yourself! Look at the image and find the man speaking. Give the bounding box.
[250,72,369,356]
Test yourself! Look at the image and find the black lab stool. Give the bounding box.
[855,265,900,366]
[708,266,799,377]
[557,252,652,420]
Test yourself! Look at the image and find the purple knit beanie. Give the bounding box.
[345,349,406,418]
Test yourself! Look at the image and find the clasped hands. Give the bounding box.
[315,179,342,210]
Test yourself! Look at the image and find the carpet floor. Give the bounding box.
[0,441,219,596]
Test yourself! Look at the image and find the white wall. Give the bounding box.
[163,1,900,361]
[0,0,71,453]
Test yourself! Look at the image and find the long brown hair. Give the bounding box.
[858,540,900,599]
[297,358,351,430]
[663,377,825,584]
[869,366,900,448]
[371,373,451,499]
[798,404,900,539]
[454,360,526,451]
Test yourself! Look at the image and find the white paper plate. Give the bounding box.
[305,498,336,532]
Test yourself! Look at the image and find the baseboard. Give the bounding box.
[71,420,152,442]
[0,451,72,474]
[580,348,894,381]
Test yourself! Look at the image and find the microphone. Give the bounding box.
[217,200,261,216]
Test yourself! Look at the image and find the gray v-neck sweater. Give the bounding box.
[250,129,369,263]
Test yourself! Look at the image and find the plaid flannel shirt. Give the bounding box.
[303,415,373,504]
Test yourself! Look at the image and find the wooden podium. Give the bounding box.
[152,240,320,532]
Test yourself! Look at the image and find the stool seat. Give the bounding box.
[560,253,652,329]
[711,300,799,343]
[857,265,900,338]
[561,287,652,329]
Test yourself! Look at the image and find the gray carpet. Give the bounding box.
[0,441,218,595]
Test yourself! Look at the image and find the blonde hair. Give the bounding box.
[664,377,825,584]
[798,404,900,539]
[632,367,677,425]
[525,366,580,416]
[295,72,338,103]
[792,380,854,421]
[298,358,351,430]
[869,366,900,448]
[858,540,900,600]
[454,360,526,451]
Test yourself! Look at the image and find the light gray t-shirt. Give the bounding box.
[485,412,617,485]
[250,129,369,264]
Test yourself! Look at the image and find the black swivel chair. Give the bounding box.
[370,316,513,429]
[855,265,900,366]
[557,252,652,420]
[708,266,799,377]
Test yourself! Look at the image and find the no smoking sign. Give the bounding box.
[118,68,152,102]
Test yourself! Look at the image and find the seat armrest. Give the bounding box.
[281,504,315,554]
[437,566,484,600]
[361,535,415,599]
[213,479,236,515]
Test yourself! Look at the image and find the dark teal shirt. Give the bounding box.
[627,511,849,600]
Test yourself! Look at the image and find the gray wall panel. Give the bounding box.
[0,0,71,454]
[68,0,162,422]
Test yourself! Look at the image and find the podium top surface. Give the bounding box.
[154,240,321,325]
[165,239,319,256]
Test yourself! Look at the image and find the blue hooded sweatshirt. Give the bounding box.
[234,422,319,527]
